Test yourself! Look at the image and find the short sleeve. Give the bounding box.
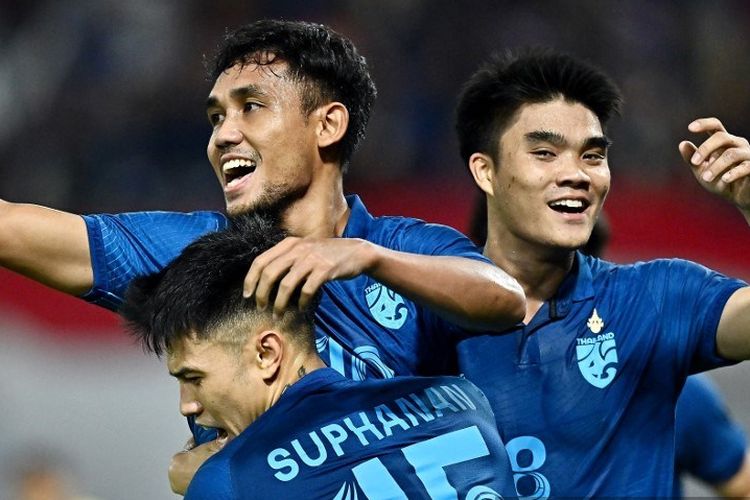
[643,259,746,374]
[184,458,234,499]
[81,211,227,310]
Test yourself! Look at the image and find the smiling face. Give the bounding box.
[168,332,265,440]
[485,98,611,253]
[206,59,321,217]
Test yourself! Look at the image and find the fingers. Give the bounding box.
[719,160,750,184]
[688,117,727,135]
[684,117,750,183]
[678,140,696,165]
[243,237,299,304]
[182,437,196,452]
[244,236,332,316]
[688,130,738,169]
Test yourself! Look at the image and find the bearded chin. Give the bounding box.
[226,182,307,227]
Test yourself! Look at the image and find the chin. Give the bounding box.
[225,197,260,217]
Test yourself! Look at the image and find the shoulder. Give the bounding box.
[586,255,734,288]
[83,210,227,229]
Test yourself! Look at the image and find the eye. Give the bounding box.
[532,150,556,160]
[208,112,224,127]
[583,151,606,163]
[244,101,262,112]
[184,376,203,387]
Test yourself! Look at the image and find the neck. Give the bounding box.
[270,351,326,406]
[484,227,576,323]
[282,163,350,238]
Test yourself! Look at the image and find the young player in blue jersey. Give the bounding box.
[455,48,750,497]
[473,204,750,498]
[0,20,524,494]
[675,374,750,497]
[120,212,515,499]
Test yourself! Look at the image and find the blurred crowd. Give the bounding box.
[1,0,749,213]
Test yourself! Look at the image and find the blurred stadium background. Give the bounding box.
[1,1,749,498]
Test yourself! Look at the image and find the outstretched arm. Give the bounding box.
[243,236,525,331]
[679,118,750,360]
[0,200,92,295]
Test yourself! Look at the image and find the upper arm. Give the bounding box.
[184,460,234,500]
[0,201,92,295]
[714,452,750,498]
[716,287,750,360]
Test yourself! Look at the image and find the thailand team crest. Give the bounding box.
[365,283,408,329]
[575,309,618,388]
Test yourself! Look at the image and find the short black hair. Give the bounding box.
[456,48,623,164]
[120,212,317,357]
[208,19,377,171]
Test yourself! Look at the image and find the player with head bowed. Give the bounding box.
[121,211,515,499]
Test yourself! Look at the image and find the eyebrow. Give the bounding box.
[205,84,269,109]
[583,136,613,150]
[525,130,566,146]
[525,130,612,150]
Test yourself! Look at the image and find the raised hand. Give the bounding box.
[679,117,750,213]
[243,236,376,317]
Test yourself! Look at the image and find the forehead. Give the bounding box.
[167,334,228,372]
[208,61,300,104]
[504,99,603,143]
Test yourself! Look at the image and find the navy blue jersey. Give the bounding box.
[185,368,513,499]
[82,196,486,441]
[456,253,746,498]
[674,374,747,496]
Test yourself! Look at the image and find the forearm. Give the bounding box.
[0,200,93,295]
[367,246,525,331]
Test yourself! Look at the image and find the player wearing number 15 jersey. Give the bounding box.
[121,212,513,499]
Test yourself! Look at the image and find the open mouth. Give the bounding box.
[548,199,590,215]
[223,159,257,187]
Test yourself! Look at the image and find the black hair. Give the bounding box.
[207,19,377,171]
[456,48,623,164]
[120,211,318,357]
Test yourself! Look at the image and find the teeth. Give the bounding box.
[550,199,584,208]
[222,158,256,173]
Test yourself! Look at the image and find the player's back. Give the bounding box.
[186,368,513,499]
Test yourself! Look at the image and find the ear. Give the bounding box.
[468,152,496,196]
[253,330,283,382]
[315,102,349,149]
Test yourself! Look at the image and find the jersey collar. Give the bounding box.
[548,251,596,318]
[342,194,372,239]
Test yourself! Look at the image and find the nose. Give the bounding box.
[213,112,243,149]
[179,384,203,417]
[557,156,591,189]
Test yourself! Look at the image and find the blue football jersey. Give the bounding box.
[82,196,487,441]
[456,253,746,498]
[185,368,514,499]
[674,374,747,496]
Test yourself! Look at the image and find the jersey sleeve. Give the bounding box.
[184,458,235,500]
[644,259,746,374]
[80,211,228,310]
[398,220,491,262]
[675,375,747,484]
